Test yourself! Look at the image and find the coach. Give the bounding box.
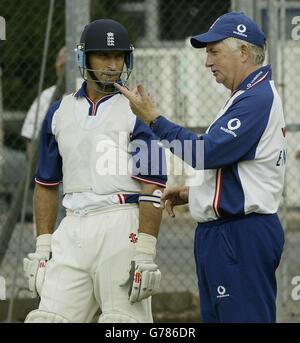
[115,12,287,323]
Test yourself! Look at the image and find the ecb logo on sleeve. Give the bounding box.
[0,276,6,300]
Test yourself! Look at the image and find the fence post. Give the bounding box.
[65,0,90,94]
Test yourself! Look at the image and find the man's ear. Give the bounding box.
[240,44,250,63]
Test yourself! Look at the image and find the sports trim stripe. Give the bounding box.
[139,199,160,204]
[35,178,60,186]
[138,195,161,204]
[247,71,269,89]
[85,96,97,115]
[212,169,223,218]
[85,94,114,116]
[212,170,219,217]
[231,71,269,97]
[119,194,125,204]
[131,176,166,188]
[217,169,224,215]
[117,194,123,204]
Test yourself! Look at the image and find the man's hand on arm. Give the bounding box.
[23,183,59,297]
[121,183,163,304]
[161,186,189,218]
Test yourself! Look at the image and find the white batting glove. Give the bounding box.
[23,234,52,298]
[120,233,161,304]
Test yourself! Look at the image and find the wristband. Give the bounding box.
[136,232,157,255]
[36,233,52,251]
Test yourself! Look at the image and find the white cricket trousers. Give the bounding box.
[38,204,153,323]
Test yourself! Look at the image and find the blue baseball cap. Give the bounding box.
[191,12,266,48]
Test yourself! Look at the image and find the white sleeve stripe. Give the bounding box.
[139,196,161,204]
